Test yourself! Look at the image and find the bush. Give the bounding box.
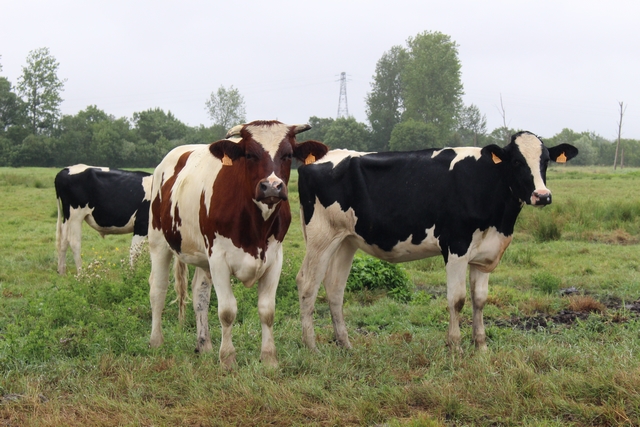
[346,256,413,302]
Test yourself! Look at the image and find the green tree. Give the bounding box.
[486,126,519,147]
[365,46,406,151]
[323,117,371,151]
[366,31,464,150]
[401,31,464,144]
[389,119,439,151]
[133,108,188,145]
[455,104,487,146]
[0,76,26,133]
[205,85,246,129]
[184,124,227,145]
[303,116,335,142]
[17,47,66,135]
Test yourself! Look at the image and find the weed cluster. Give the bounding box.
[346,256,413,302]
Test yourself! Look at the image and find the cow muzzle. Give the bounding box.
[531,189,552,206]
[256,178,288,207]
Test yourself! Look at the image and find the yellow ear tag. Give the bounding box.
[491,152,502,164]
[556,152,567,163]
[222,154,233,166]
[304,154,316,165]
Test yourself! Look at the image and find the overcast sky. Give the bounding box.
[2,0,639,141]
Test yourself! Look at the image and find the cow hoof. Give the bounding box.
[260,352,279,369]
[220,350,236,370]
[149,336,163,348]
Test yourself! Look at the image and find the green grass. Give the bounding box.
[1,166,640,426]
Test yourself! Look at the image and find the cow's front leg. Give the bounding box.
[209,261,236,369]
[192,267,213,353]
[445,255,468,352]
[256,251,282,368]
[470,266,489,351]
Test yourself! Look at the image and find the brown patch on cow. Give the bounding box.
[153,151,192,252]
[219,309,235,327]
[260,311,275,328]
[199,139,292,260]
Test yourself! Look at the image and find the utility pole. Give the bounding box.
[613,101,626,170]
[337,72,349,118]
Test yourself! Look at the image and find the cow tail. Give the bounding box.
[172,257,189,324]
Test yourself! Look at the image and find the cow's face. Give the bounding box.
[482,131,578,206]
[209,120,328,213]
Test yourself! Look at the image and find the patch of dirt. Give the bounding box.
[492,296,640,330]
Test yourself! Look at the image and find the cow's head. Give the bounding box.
[209,120,328,212]
[481,131,578,206]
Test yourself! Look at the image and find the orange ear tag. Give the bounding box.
[556,152,567,163]
[222,154,233,166]
[304,154,316,165]
[491,152,502,164]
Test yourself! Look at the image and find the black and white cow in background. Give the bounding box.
[296,131,578,351]
[55,164,152,274]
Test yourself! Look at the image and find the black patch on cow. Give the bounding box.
[55,167,150,231]
[298,148,524,261]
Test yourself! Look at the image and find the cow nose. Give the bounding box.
[532,190,552,206]
[257,179,287,202]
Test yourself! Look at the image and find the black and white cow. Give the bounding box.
[55,164,152,274]
[296,131,578,351]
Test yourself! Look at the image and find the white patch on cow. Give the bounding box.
[432,147,482,170]
[141,175,153,201]
[466,227,513,273]
[253,199,279,220]
[314,149,371,168]
[245,122,289,160]
[208,234,281,287]
[360,226,442,263]
[67,164,109,175]
[82,206,136,236]
[515,133,547,192]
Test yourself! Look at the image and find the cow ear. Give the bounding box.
[293,140,329,165]
[209,139,245,165]
[481,144,505,164]
[548,143,579,163]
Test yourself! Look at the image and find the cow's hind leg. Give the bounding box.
[192,267,214,354]
[445,255,468,352]
[68,214,85,273]
[323,240,357,349]
[470,266,489,351]
[296,237,344,351]
[148,237,174,348]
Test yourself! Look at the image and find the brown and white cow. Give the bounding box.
[148,120,327,368]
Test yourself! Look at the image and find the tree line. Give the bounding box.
[1,35,638,169]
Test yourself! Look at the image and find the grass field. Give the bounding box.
[1,165,640,426]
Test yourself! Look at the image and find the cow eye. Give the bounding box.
[281,153,292,161]
[245,153,258,161]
